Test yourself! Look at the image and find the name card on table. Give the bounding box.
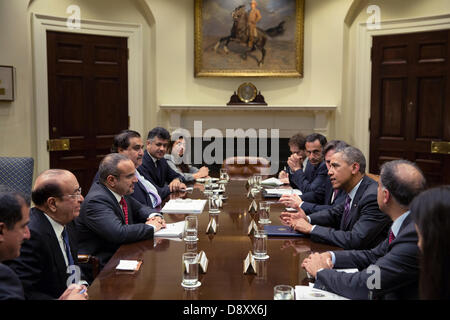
[247,219,259,235]
[248,199,258,213]
[243,251,256,275]
[206,217,217,234]
[197,250,209,273]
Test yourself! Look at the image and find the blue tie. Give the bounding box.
[62,228,74,266]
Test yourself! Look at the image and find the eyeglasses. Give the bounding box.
[63,187,82,199]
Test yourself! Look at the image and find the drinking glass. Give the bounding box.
[273,285,295,300]
[181,252,199,288]
[183,215,198,241]
[253,229,268,260]
[258,201,271,224]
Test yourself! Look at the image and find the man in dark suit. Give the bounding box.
[1,177,88,300]
[92,130,162,208]
[302,160,426,299]
[138,127,186,199]
[281,146,391,249]
[278,133,308,184]
[287,133,328,203]
[76,153,165,280]
[280,140,348,214]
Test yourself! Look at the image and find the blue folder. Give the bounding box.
[263,225,308,237]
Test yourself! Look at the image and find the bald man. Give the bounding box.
[4,169,88,300]
[302,160,426,299]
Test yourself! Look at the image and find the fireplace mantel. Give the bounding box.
[160,104,337,138]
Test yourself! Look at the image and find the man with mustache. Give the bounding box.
[138,127,186,198]
[4,170,89,299]
[76,153,165,281]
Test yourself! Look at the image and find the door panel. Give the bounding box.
[370,30,450,187]
[47,31,128,194]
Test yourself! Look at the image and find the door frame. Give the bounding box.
[32,13,143,175]
[354,13,450,168]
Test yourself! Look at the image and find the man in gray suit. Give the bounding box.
[281,146,391,249]
[302,160,426,299]
[76,153,166,281]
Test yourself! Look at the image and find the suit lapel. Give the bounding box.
[99,183,127,225]
[31,208,69,284]
[341,177,368,230]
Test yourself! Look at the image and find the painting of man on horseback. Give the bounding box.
[195,0,305,77]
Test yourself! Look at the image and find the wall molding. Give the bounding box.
[31,13,143,174]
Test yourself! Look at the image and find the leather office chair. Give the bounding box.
[366,172,380,182]
[77,254,100,281]
[222,156,271,180]
[0,157,34,204]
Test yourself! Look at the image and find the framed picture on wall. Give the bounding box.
[194,0,304,78]
[0,66,15,101]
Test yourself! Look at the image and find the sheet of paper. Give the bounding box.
[261,177,284,186]
[295,285,349,300]
[335,268,358,273]
[154,220,185,238]
[264,188,302,196]
[161,199,207,214]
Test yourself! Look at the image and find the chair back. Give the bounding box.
[222,156,271,180]
[0,157,34,203]
[366,172,380,182]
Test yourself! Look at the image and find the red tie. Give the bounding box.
[119,197,129,225]
[389,230,395,244]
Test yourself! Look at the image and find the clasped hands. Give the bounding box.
[169,178,187,192]
[301,252,333,278]
[146,215,166,231]
[279,208,313,234]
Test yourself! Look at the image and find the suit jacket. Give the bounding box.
[4,208,81,300]
[289,161,327,204]
[75,182,158,278]
[309,175,391,249]
[138,151,181,200]
[91,170,155,208]
[301,177,346,215]
[314,214,419,300]
[0,263,24,300]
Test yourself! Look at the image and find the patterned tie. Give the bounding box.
[341,195,352,227]
[61,228,74,266]
[136,173,162,207]
[119,197,129,225]
[389,229,396,244]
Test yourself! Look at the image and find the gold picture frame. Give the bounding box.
[194,0,304,78]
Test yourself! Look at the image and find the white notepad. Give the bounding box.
[161,199,207,214]
[264,188,302,196]
[154,221,185,238]
[116,260,140,271]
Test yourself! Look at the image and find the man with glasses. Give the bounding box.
[4,170,89,299]
[76,153,165,281]
[288,133,328,203]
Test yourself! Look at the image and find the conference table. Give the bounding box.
[88,179,341,300]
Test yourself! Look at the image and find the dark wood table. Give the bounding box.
[88,180,341,300]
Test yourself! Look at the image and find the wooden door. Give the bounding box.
[370,30,450,187]
[47,31,128,195]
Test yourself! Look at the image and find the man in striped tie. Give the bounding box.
[302,160,426,299]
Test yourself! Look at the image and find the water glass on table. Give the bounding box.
[258,201,271,224]
[184,215,198,242]
[273,285,295,300]
[253,229,268,260]
[181,252,200,288]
